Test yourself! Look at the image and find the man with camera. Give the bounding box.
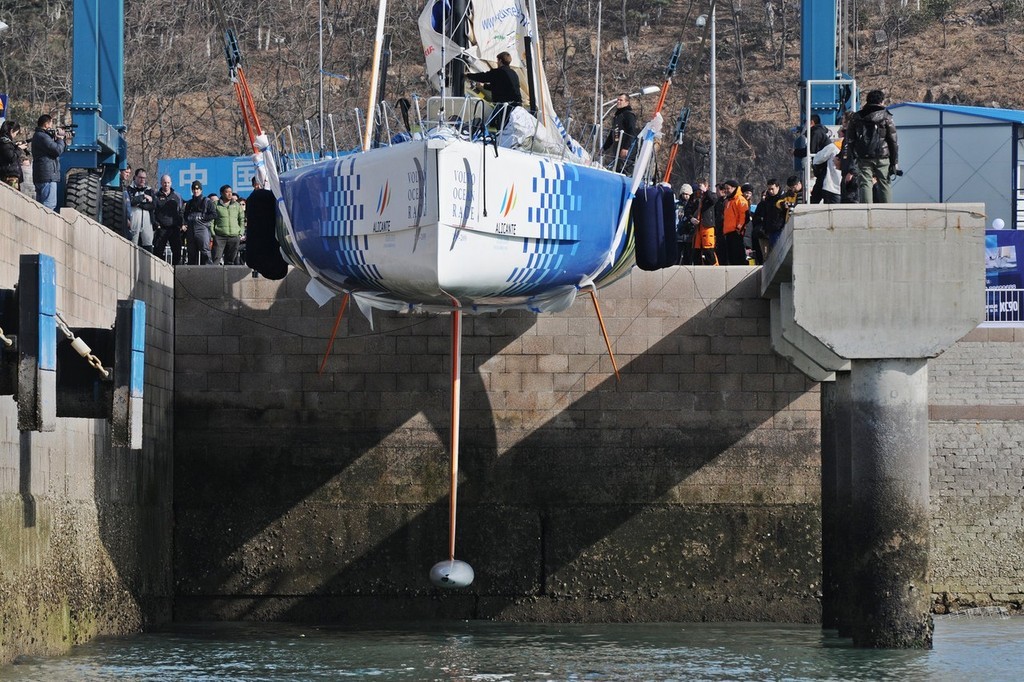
[126,168,156,252]
[844,89,900,204]
[30,114,67,210]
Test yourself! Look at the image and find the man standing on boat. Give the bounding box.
[466,51,521,129]
[603,94,639,174]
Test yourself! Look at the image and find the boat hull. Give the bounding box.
[277,138,634,311]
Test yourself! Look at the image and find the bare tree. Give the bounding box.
[730,1,746,87]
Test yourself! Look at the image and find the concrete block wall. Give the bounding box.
[0,185,174,664]
[173,261,1024,623]
[174,265,824,623]
[928,326,1024,612]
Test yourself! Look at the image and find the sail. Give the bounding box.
[469,0,530,65]
[419,0,589,162]
[419,0,530,84]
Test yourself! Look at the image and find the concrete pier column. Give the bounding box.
[820,371,853,633]
[849,359,933,649]
[832,372,854,637]
[761,203,983,649]
[819,379,839,630]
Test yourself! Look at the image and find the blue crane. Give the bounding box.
[802,0,856,126]
[796,0,857,195]
[59,0,129,232]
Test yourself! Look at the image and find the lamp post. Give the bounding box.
[696,10,716,190]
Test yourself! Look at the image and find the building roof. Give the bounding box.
[889,102,1024,125]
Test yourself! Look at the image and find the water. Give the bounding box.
[2,617,1021,681]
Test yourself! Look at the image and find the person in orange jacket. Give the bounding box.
[721,179,749,265]
[690,179,718,265]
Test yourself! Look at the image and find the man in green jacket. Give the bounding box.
[212,184,245,265]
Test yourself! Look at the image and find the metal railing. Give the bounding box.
[984,287,1024,325]
[269,96,605,174]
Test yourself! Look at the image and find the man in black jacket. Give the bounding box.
[751,178,783,263]
[846,89,899,203]
[603,93,640,174]
[30,115,66,210]
[152,175,185,265]
[466,51,521,129]
[183,180,216,265]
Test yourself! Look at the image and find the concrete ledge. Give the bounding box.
[766,203,985,359]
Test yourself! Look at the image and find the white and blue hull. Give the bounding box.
[276,137,635,312]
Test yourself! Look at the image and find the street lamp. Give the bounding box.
[600,85,661,118]
[696,10,716,190]
[0,21,9,33]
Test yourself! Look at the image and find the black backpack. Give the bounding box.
[850,115,886,159]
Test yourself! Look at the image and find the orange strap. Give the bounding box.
[654,81,671,116]
[317,294,350,375]
[232,66,265,154]
[662,145,680,184]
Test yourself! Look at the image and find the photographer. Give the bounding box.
[126,168,155,251]
[844,89,899,204]
[30,114,67,210]
[0,120,27,190]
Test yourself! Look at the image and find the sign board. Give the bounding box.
[985,229,1024,322]
[0,93,7,125]
[156,156,258,198]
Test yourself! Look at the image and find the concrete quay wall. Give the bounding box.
[174,265,1024,622]
[0,185,175,664]
[174,265,823,623]
[928,326,1024,613]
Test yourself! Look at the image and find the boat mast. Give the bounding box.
[319,0,324,156]
[450,0,468,97]
[362,0,388,151]
[526,0,542,121]
[593,0,602,157]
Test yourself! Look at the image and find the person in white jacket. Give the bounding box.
[811,132,844,204]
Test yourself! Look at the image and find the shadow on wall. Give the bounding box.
[172,266,821,624]
[91,247,175,622]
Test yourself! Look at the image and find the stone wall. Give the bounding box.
[0,185,174,665]
[173,262,1024,624]
[174,265,823,623]
[928,326,1024,612]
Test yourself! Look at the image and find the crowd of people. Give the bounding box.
[0,113,253,267]
[673,88,899,266]
[121,166,251,266]
[674,175,802,266]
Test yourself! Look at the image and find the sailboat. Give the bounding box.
[234,0,669,588]
[245,0,662,315]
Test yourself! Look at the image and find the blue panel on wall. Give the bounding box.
[38,255,56,372]
[130,299,146,399]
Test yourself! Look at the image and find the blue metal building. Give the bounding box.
[890,103,1024,230]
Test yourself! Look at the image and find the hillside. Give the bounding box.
[0,1,1022,189]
